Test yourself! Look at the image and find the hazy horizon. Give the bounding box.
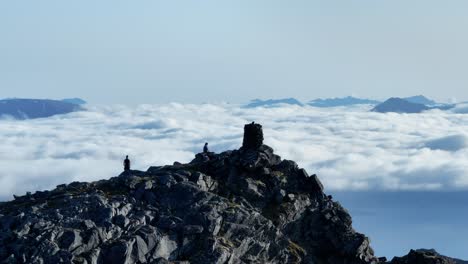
[0,94,463,106]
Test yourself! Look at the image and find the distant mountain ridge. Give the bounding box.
[309,96,381,107]
[0,98,83,119]
[244,96,380,108]
[244,98,304,108]
[245,96,457,112]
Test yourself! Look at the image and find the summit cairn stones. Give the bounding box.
[242,122,264,149]
[238,122,281,171]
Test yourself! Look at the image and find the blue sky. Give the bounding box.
[2,1,468,104]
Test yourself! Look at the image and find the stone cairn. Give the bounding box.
[242,122,264,149]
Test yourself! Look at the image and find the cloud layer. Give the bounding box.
[1,104,468,200]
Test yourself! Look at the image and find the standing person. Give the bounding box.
[203,143,209,153]
[124,155,131,171]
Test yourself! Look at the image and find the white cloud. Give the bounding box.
[1,103,468,200]
[451,103,468,114]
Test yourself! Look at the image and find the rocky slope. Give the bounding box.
[0,123,459,263]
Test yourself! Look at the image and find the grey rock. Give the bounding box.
[183,225,204,235]
[114,215,130,228]
[57,229,82,251]
[274,189,286,204]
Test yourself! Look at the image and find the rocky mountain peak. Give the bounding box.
[0,123,459,263]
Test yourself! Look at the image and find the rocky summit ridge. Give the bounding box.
[0,123,458,264]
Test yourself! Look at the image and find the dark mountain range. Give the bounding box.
[244,98,304,108]
[308,96,381,107]
[0,99,82,119]
[371,98,430,113]
[0,124,461,263]
[372,97,456,113]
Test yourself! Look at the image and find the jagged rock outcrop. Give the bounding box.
[390,249,456,264]
[2,123,451,264]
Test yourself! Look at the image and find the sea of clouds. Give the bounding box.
[1,103,468,201]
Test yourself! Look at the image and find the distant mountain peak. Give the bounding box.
[372,97,429,113]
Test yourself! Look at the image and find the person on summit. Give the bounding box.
[203,142,209,153]
[123,155,131,171]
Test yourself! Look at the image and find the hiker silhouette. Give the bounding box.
[203,143,209,153]
[124,155,131,171]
